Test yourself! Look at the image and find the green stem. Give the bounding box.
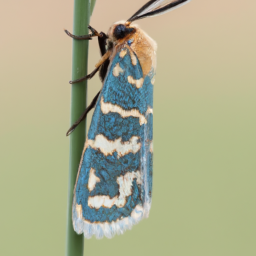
[90,0,96,15]
[66,0,94,255]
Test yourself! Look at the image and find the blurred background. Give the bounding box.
[1,0,255,255]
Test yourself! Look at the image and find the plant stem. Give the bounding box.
[91,0,96,15]
[66,0,92,255]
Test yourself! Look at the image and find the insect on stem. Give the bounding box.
[67,0,192,240]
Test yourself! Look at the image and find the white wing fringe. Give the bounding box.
[72,198,151,239]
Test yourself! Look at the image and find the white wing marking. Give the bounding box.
[85,134,141,157]
[88,171,142,209]
[100,97,147,125]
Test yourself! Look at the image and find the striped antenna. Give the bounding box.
[127,0,191,23]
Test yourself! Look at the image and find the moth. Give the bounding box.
[65,0,191,239]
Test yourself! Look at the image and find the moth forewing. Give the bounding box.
[72,23,155,238]
[66,0,191,239]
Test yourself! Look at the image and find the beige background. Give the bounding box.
[1,0,256,255]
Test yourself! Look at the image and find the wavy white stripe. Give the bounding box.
[85,134,141,157]
[88,171,141,209]
[100,97,147,125]
[128,76,144,89]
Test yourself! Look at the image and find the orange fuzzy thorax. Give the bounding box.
[108,21,157,77]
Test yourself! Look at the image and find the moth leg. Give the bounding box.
[68,31,107,84]
[98,32,108,56]
[69,50,111,84]
[66,90,101,136]
[69,66,100,84]
[67,26,109,84]
[96,32,109,81]
[64,25,106,40]
[64,29,92,40]
[87,25,102,38]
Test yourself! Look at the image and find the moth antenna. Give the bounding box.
[127,0,191,23]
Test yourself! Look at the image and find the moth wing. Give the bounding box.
[72,46,154,239]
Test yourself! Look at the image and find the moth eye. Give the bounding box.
[114,24,135,40]
[114,25,126,39]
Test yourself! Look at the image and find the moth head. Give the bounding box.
[108,21,136,43]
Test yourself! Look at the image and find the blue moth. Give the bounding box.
[65,0,191,239]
